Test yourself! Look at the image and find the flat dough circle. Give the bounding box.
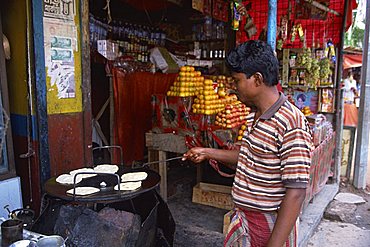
[93,164,119,174]
[66,187,100,196]
[114,181,142,191]
[56,174,83,185]
[121,172,148,182]
[67,187,100,196]
[70,168,97,179]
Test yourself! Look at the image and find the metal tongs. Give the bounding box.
[131,156,183,169]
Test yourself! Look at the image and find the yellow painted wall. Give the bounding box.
[44,0,83,114]
[2,0,30,116]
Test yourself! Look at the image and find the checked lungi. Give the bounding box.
[224,208,298,247]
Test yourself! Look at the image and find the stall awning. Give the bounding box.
[343,54,362,69]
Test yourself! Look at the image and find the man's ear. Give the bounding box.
[253,72,263,86]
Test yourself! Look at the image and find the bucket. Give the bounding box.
[36,235,65,247]
[1,219,23,247]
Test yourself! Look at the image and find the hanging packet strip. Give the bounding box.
[231,1,241,30]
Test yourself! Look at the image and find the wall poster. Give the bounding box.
[44,19,77,99]
[43,0,82,114]
[44,0,76,20]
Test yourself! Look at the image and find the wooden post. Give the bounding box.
[109,75,114,146]
[333,0,350,184]
[81,0,93,166]
[353,2,370,189]
[158,150,168,201]
[32,0,51,183]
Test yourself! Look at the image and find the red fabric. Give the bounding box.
[343,103,358,127]
[346,0,358,31]
[277,82,283,92]
[343,54,362,69]
[224,208,298,247]
[237,0,357,48]
[112,69,177,164]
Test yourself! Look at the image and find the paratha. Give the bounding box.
[93,164,119,174]
[69,168,97,179]
[114,181,142,191]
[121,172,148,182]
[66,187,100,196]
[56,174,83,185]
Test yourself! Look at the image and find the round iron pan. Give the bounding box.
[44,167,160,203]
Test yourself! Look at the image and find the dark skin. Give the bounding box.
[183,72,306,246]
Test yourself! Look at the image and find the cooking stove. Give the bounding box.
[31,167,175,247]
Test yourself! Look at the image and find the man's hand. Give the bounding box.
[183,148,240,167]
[182,147,209,163]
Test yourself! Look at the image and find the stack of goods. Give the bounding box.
[310,115,333,147]
[192,79,227,115]
[167,66,204,97]
[236,123,247,141]
[210,75,236,92]
[214,98,250,128]
[301,106,313,116]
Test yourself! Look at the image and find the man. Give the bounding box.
[343,70,358,126]
[183,40,312,247]
[343,71,357,104]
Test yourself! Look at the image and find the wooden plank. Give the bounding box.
[199,182,232,194]
[192,182,233,210]
[147,149,159,172]
[158,150,168,201]
[145,132,188,154]
[145,132,153,147]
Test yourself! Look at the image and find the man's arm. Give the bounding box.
[182,147,239,170]
[267,188,306,247]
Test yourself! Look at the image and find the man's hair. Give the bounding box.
[226,40,279,86]
[297,93,306,101]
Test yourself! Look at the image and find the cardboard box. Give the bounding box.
[192,182,233,210]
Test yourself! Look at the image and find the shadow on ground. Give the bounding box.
[166,161,228,247]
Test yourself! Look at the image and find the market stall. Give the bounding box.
[87,0,354,207]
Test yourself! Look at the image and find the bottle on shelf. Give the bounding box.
[204,16,212,40]
[202,44,208,59]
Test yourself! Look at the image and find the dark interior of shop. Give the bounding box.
[87,2,233,244]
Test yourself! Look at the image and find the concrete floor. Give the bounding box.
[165,162,339,247]
[166,163,226,247]
[307,220,370,247]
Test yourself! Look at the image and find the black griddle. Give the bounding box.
[44,167,160,203]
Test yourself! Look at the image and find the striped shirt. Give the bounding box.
[232,93,312,211]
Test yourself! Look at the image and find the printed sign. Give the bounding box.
[44,0,76,20]
[44,19,78,100]
[51,36,72,49]
[51,48,73,62]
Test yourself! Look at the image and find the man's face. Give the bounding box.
[232,72,258,107]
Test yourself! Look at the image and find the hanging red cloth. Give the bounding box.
[112,69,177,164]
[346,0,358,31]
